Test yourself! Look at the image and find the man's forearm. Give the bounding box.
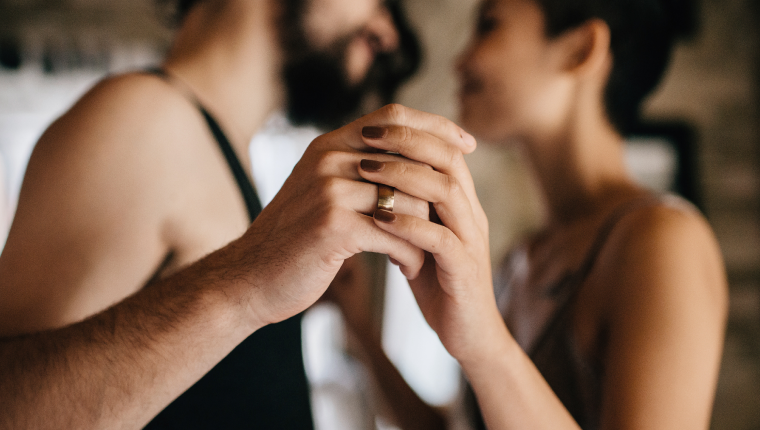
[0,244,257,430]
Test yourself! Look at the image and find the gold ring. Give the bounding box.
[377,185,395,212]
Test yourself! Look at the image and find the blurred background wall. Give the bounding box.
[0,0,759,429]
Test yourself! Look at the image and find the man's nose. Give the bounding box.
[364,6,400,53]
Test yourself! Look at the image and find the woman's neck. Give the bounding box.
[521,109,638,227]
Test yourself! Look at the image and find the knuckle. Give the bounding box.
[383,103,408,125]
[397,191,428,219]
[317,150,346,167]
[310,133,330,151]
[315,150,342,175]
[320,205,349,236]
[396,160,413,177]
[317,176,345,202]
[445,119,462,140]
[443,146,464,170]
[435,228,456,253]
[398,125,415,151]
[441,175,462,200]
[435,114,464,145]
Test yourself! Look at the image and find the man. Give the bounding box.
[0,0,471,428]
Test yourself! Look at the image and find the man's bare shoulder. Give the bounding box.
[0,73,211,333]
[26,72,211,206]
[41,72,202,155]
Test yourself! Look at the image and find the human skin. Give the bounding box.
[0,0,469,426]
[0,104,476,430]
[0,0,404,336]
[341,0,728,429]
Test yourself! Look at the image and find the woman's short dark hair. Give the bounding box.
[536,0,695,135]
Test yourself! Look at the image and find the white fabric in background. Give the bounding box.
[0,152,9,247]
[624,137,678,193]
[382,263,460,406]
[248,114,317,206]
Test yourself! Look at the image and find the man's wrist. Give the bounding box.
[181,237,270,336]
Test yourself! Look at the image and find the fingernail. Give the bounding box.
[362,126,388,139]
[360,159,385,172]
[374,209,396,223]
[461,130,476,147]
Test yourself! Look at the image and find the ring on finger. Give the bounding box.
[377,184,395,212]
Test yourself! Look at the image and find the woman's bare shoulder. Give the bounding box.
[595,195,728,321]
[613,196,718,264]
[588,196,728,428]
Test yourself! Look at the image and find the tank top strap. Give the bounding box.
[572,194,662,285]
[143,68,262,222]
[528,194,663,357]
[141,68,314,429]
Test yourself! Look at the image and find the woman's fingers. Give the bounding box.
[348,213,425,279]
[338,104,477,154]
[360,125,464,175]
[358,160,483,246]
[314,150,431,180]
[371,210,469,283]
[359,125,482,211]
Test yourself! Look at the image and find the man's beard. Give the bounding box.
[280,0,421,130]
[282,36,366,130]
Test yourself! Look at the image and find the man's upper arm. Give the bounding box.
[596,205,728,430]
[0,74,184,336]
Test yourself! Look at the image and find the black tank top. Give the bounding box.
[142,69,314,429]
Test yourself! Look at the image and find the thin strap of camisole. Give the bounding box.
[145,67,262,222]
[575,196,660,286]
[528,195,661,357]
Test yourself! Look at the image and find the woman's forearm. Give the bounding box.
[460,323,580,430]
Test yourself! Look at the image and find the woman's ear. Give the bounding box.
[555,19,611,78]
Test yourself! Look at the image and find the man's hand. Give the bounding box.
[217,104,477,330]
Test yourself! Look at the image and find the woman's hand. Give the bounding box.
[355,117,507,365]
[354,114,585,430]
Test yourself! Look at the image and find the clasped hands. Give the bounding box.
[241,104,501,364]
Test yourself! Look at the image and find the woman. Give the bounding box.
[337,0,728,428]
